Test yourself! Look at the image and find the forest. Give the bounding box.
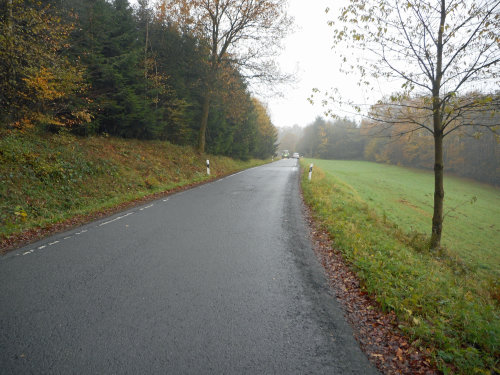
[280,104,500,186]
[0,0,278,160]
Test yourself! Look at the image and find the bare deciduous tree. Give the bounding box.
[159,0,292,152]
[322,0,500,249]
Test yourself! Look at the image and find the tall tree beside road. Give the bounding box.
[160,0,292,153]
[251,98,278,159]
[326,0,500,249]
[0,0,282,160]
[78,0,152,138]
[0,0,89,130]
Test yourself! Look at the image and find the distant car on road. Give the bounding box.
[282,150,290,159]
[292,152,300,159]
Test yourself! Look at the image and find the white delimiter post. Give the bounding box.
[206,159,210,175]
[308,163,313,181]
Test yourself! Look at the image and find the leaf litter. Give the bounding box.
[303,200,438,375]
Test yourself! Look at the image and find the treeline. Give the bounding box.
[291,112,500,186]
[0,0,277,160]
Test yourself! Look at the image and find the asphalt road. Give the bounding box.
[0,158,378,374]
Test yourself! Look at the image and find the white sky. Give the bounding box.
[258,0,406,128]
[261,0,361,128]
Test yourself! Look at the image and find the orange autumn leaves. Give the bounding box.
[1,0,90,130]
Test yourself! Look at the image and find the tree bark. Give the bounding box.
[429,0,446,250]
[431,130,444,249]
[198,94,210,153]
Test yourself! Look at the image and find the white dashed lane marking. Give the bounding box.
[15,195,172,257]
[99,212,134,227]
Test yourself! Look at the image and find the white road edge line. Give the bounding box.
[48,241,59,246]
[139,204,154,211]
[99,212,134,227]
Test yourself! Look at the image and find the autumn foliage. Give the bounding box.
[0,0,281,160]
[0,0,90,130]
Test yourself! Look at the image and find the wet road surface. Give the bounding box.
[0,158,378,374]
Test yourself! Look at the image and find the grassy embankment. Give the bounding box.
[0,130,268,249]
[301,159,499,374]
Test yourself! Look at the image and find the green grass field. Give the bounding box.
[301,159,499,374]
[307,159,500,279]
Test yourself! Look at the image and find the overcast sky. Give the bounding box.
[261,0,334,128]
[258,0,394,129]
[261,0,361,129]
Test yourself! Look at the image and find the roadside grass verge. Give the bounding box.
[306,160,500,282]
[300,160,499,374]
[0,130,268,248]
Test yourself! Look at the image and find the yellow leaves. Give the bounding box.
[30,112,63,127]
[464,291,474,302]
[14,207,28,222]
[19,63,89,128]
[73,110,93,124]
[252,97,273,129]
[157,0,198,30]
[155,1,168,25]
[11,118,35,131]
[23,67,66,101]
[1,0,88,130]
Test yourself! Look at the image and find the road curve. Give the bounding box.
[0,158,378,374]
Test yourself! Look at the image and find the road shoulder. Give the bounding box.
[300,186,437,375]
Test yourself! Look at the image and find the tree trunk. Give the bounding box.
[430,0,446,250]
[198,94,210,153]
[430,130,444,249]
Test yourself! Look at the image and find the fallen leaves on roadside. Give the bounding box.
[304,202,437,375]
